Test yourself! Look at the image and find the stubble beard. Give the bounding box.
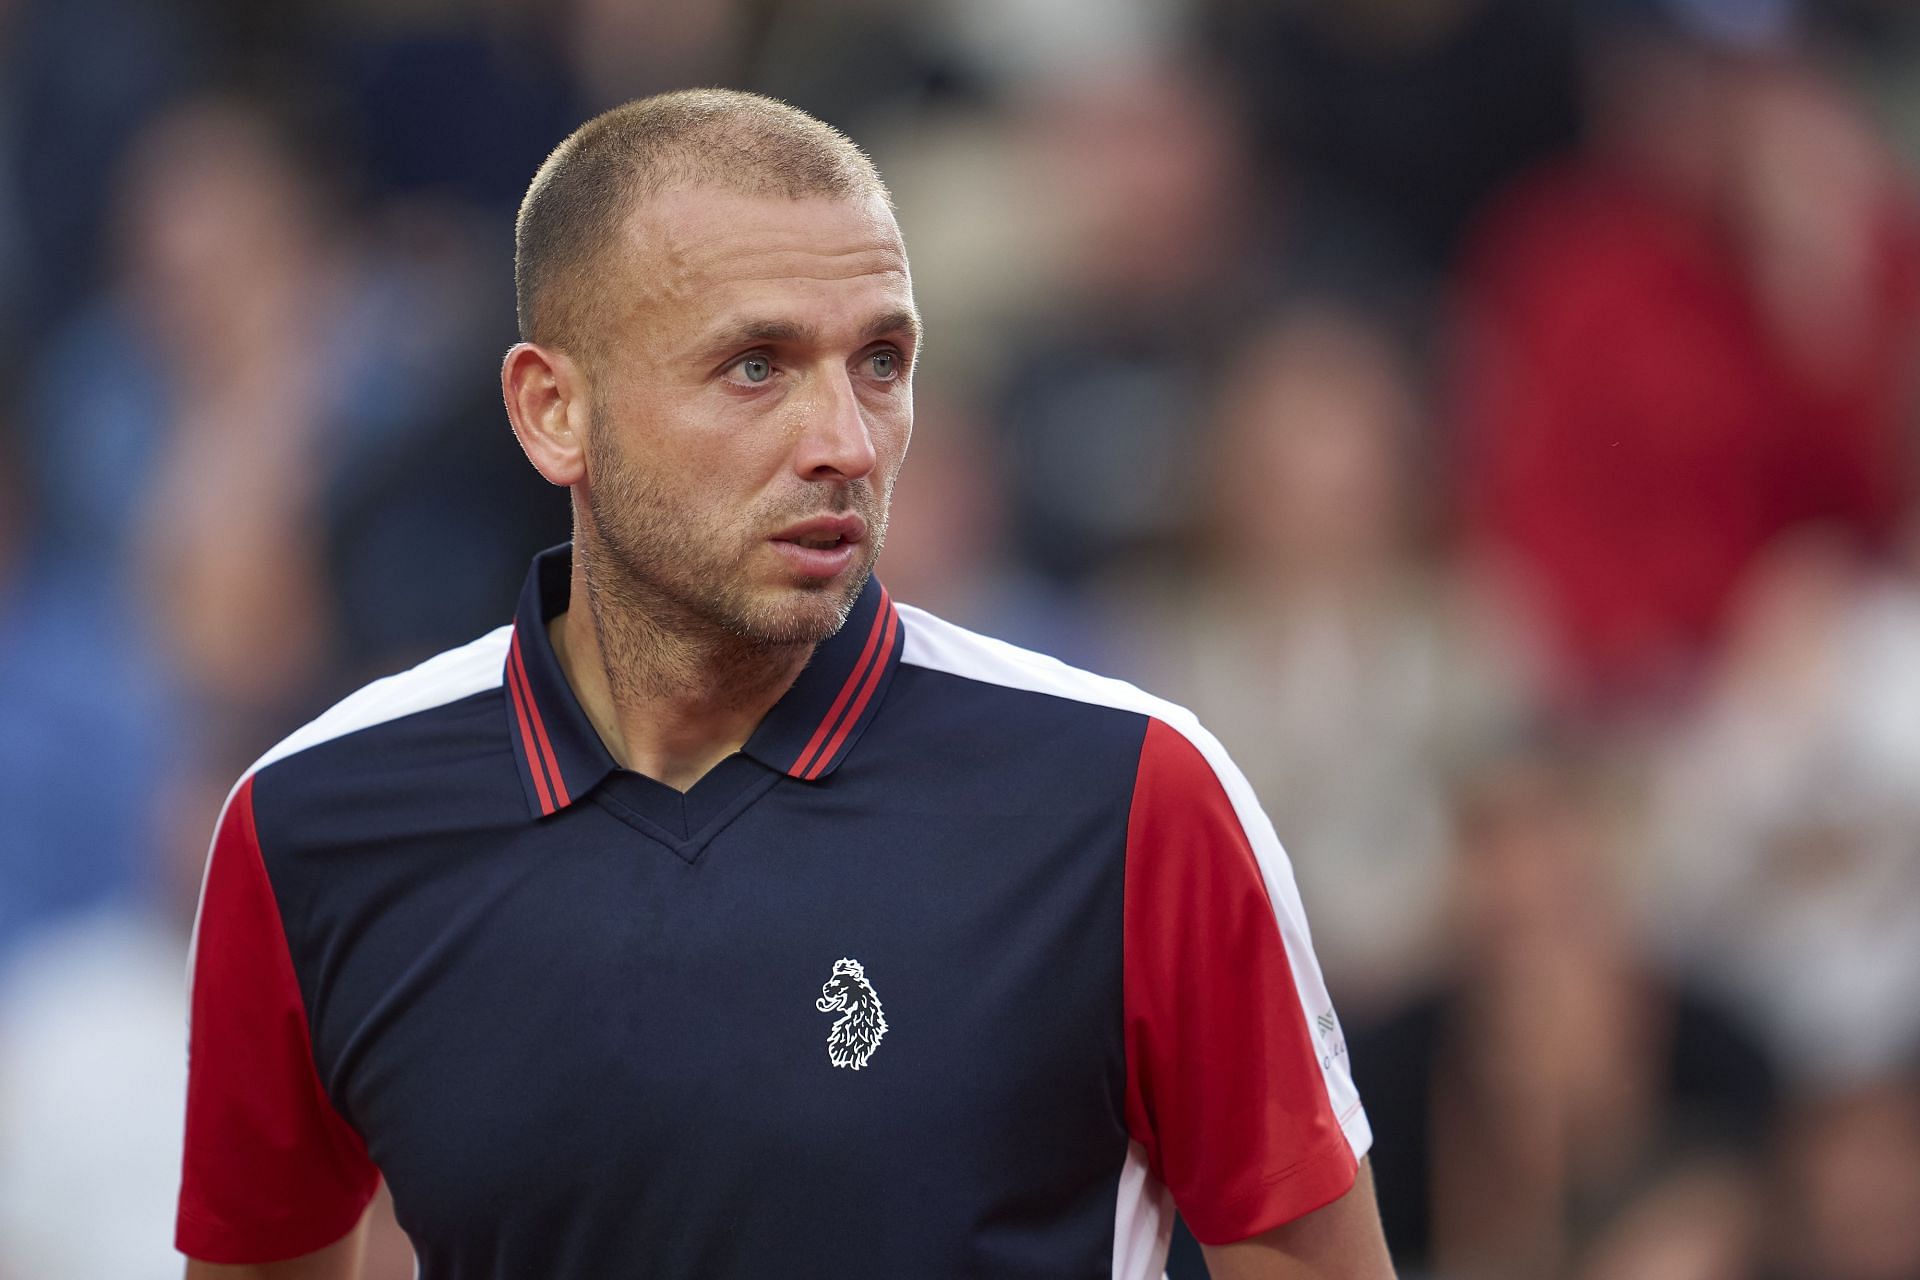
[576,407,887,702]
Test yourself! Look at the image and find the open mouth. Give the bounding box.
[771,514,868,552]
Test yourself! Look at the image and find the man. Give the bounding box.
[176,90,1393,1280]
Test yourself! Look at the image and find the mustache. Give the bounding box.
[760,481,880,525]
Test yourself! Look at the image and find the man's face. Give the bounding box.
[575,186,917,647]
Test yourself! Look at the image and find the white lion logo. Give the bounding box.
[815,957,887,1070]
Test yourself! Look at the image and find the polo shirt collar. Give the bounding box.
[504,544,905,819]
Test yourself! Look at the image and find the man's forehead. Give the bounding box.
[619,185,907,291]
[601,185,914,357]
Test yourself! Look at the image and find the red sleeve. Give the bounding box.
[176,774,380,1264]
[1123,718,1361,1245]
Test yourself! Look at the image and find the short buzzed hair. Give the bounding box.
[514,89,890,355]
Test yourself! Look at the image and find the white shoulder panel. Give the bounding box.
[897,602,1198,728]
[250,624,513,777]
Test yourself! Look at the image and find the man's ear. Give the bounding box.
[502,342,590,487]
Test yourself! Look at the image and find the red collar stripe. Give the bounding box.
[505,636,555,815]
[790,587,893,778]
[508,629,570,814]
[797,590,898,781]
[512,631,571,809]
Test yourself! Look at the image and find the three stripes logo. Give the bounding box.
[1315,1011,1347,1071]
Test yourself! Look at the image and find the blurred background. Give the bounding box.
[3,0,1920,1276]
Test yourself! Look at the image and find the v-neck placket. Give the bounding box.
[501,545,906,859]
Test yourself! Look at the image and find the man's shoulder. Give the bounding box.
[892,601,1215,755]
[231,626,519,842]
[254,626,514,777]
[891,602,1285,856]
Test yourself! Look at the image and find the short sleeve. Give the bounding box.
[176,775,380,1264]
[1121,717,1370,1245]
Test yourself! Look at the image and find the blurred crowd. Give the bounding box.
[3,0,1920,1277]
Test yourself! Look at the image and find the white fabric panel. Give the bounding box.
[1109,1140,1174,1280]
[250,624,513,776]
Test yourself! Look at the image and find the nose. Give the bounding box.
[792,365,877,482]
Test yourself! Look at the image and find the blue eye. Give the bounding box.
[869,352,898,380]
[737,356,772,384]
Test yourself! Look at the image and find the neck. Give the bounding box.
[552,549,811,792]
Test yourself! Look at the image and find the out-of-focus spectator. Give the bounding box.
[1355,749,1776,1280]
[1650,530,1920,1085]
[993,59,1259,587]
[0,388,166,966]
[117,94,355,721]
[25,90,514,731]
[1451,0,1920,713]
[1764,1074,1920,1280]
[0,0,200,330]
[874,391,1107,666]
[1128,303,1542,1010]
[1205,0,1582,276]
[4,84,556,976]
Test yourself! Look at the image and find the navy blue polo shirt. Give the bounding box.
[178,546,1370,1278]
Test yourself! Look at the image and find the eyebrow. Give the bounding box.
[700,308,923,358]
[862,308,923,350]
[707,318,815,351]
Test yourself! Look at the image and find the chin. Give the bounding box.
[733,574,867,645]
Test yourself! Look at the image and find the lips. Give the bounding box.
[770,514,868,550]
[768,514,868,578]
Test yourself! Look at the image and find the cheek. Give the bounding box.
[875,406,913,477]
[653,402,777,490]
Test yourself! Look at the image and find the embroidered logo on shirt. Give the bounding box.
[815,957,887,1070]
